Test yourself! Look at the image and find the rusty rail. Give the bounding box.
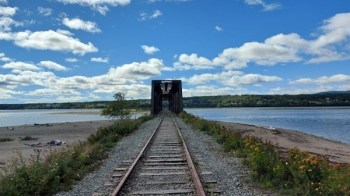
[111,111,206,195]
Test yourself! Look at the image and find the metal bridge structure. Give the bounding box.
[151,80,183,115]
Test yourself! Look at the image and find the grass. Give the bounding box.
[0,137,14,142]
[0,114,154,196]
[180,111,350,195]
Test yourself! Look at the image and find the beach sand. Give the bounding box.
[219,121,350,164]
[0,120,113,167]
[1,119,349,168]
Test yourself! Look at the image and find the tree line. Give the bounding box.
[1,93,350,110]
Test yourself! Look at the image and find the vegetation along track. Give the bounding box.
[103,110,217,195]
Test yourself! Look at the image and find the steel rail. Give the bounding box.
[172,117,206,196]
[111,116,164,196]
[111,111,206,195]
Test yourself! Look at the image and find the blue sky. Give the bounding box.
[0,0,350,103]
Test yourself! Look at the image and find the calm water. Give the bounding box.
[186,107,350,144]
[0,109,108,127]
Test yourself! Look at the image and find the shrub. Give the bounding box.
[0,137,13,142]
[20,136,39,141]
[180,111,350,195]
[0,115,155,195]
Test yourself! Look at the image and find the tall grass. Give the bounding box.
[180,111,350,195]
[0,115,154,196]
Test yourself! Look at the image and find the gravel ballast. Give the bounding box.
[57,116,271,195]
[175,117,270,196]
[56,117,161,196]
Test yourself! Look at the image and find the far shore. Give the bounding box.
[218,121,350,164]
[1,118,349,169]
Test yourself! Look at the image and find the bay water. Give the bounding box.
[186,107,350,144]
[1,107,349,144]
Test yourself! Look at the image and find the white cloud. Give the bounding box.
[91,57,109,63]
[108,58,164,79]
[141,45,159,55]
[185,71,242,84]
[0,52,11,62]
[139,10,162,21]
[150,10,162,19]
[0,6,17,16]
[173,13,350,70]
[2,61,40,71]
[0,16,22,31]
[173,33,306,70]
[224,73,282,86]
[213,34,304,69]
[65,58,78,63]
[0,30,98,55]
[38,61,69,71]
[183,86,237,97]
[215,25,223,32]
[307,13,350,63]
[63,18,101,33]
[184,71,282,87]
[244,0,281,11]
[174,53,214,70]
[57,0,131,15]
[37,7,52,16]
[0,0,7,4]
[290,74,350,85]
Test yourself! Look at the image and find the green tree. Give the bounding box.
[102,92,130,120]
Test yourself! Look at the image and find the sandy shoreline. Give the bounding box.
[1,119,349,168]
[218,121,350,164]
[0,120,114,166]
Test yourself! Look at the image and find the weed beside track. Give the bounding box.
[180,111,350,195]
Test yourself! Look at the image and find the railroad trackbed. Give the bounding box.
[98,112,220,195]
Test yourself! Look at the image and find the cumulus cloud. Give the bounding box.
[141,45,159,55]
[290,74,350,85]
[0,16,22,31]
[183,86,237,97]
[0,52,12,62]
[184,71,282,87]
[213,34,304,69]
[0,30,98,55]
[91,57,109,63]
[108,58,164,79]
[307,13,350,63]
[0,6,17,16]
[63,18,101,33]
[174,13,350,70]
[174,53,214,70]
[38,61,69,71]
[57,0,131,15]
[0,58,164,101]
[2,61,40,71]
[244,0,281,11]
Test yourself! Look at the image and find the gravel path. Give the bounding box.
[57,116,272,195]
[56,117,161,196]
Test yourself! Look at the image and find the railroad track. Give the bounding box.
[107,111,210,195]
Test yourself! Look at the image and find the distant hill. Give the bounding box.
[1,93,350,110]
[316,91,350,95]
